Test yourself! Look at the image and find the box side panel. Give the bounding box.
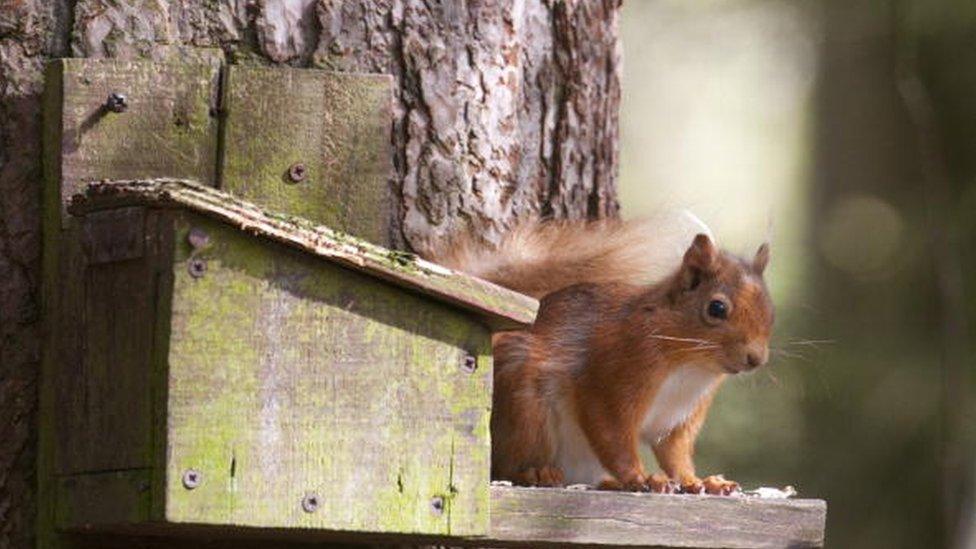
[221,66,394,246]
[163,213,491,536]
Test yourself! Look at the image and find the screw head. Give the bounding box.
[187,257,207,278]
[460,354,477,374]
[287,162,307,183]
[301,492,320,513]
[106,92,128,113]
[187,227,210,249]
[182,469,201,490]
[430,496,445,516]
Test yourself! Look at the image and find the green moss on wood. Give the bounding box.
[219,66,394,246]
[52,58,222,226]
[70,178,538,329]
[162,213,491,535]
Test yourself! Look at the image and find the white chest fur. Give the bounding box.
[548,366,719,486]
[641,366,720,444]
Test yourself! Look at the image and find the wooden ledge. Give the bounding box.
[487,486,826,548]
[65,486,825,548]
[68,178,538,330]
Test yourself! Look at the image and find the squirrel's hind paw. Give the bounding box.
[514,465,565,487]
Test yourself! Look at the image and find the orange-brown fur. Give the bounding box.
[431,215,711,299]
[431,220,774,495]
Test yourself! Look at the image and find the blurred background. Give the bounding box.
[620,1,976,547]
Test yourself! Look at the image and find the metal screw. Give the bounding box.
[430,496,445,516]
[301,492,320,513]
[187,227,210,249]
[460,354,477,374]
[188,257,207,278]
[287,162,307,183]
[182,469,201,490]
[105,92,128,113]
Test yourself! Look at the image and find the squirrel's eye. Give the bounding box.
[707,299,728,320]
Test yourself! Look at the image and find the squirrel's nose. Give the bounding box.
[745,344,769,369]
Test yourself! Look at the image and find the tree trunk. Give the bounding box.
[0,1,621,547]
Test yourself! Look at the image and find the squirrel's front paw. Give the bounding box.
[599,473,678,494]
[644,473,679,494]
[680,474,740,496]
[514,465,565,487]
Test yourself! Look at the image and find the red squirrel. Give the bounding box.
[432,215,774,495]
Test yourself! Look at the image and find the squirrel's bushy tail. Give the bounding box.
[428,211,713,299]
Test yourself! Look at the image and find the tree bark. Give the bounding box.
[0,1,621,547]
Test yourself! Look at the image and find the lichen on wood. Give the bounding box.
[162,212,492,534]
[219,65,395,246]
[69,178,538,330]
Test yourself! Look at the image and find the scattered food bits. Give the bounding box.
[743,485,798,499]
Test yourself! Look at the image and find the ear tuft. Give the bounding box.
[683,234,718,272]
[675,234,718,291]
[753,242,770,274]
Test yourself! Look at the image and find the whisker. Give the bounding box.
[784,339,835,348]
[771,348,809,361]
[648,334,714,345]
[659,344,720,359]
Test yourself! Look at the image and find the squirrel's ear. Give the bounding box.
[678,234,718,290]
[753,243,770,275]
[683,234,718,270]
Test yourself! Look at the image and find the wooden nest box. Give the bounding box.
[40,56,826,548]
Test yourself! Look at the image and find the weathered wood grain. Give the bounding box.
[55,470,153,530]
[47,57,222,224]
[69,179,539,330]
[17,6,625,546]
[160,212,492,535]
[19,8,625,545]
[56,210,157,475]
[54,485,826,548]
[39,57,223,549]
[488,486,826,548]
[221,66,394,246]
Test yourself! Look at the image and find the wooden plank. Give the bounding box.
[50,477,826,547]
[56,209,158,475]
[220,66,394,246]
[488,486,826,548]
[52,485,826,548]
[40,56,223,549]
[69,179,538,330]
[160,212,492,536]
[56,470,153,530]
[79,207,145,264]
[51,56,222,224]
